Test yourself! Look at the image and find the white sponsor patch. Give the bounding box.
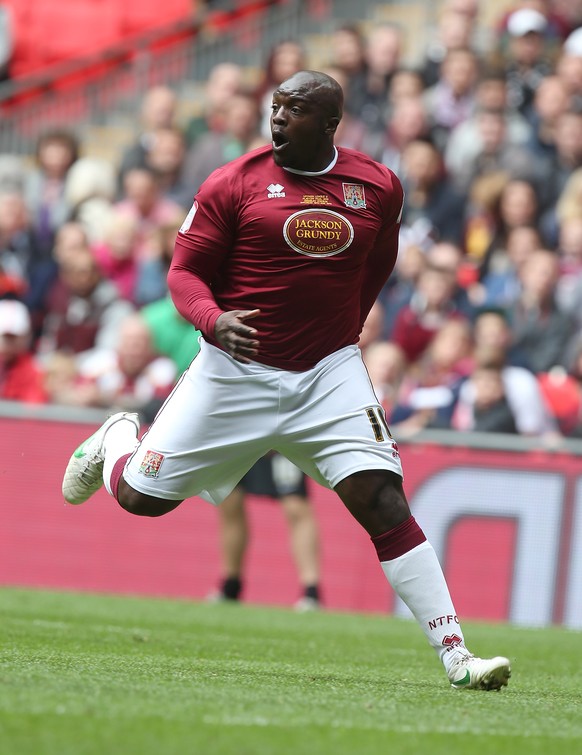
[180,201,198,233]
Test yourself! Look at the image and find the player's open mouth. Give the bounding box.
[272,131,289,152]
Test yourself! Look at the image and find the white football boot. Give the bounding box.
[62,412,140,505]
[448,652,511,691]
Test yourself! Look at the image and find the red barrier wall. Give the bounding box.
[2,417,581,628]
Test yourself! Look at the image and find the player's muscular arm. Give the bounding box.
[359,220,399,329]
[215,310,261,363]
[168,243,224,337]
[359,174,404,328]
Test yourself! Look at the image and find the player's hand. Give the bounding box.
[215,309,261,363]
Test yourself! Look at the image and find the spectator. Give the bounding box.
[0,154,25,192]
[451,107,541,194]
[554,215,582,326]
[328,23,365,80]
[399,139,466,245]
[387,67,426,112]
[320,66,371,151]
[42,350,94,407]
[327,24,366,109]
[538,110,582,239]
[472,306,530,369]
[426,240,479,317]
[499,7,554,118]
[445,70,532,184]
[554,166,582,227]
[380,242,426,337]
[91,210,140,303]
[361,340,408,417]
[254,40,306,140]
[420,3,478,88]
[477,178,543,278]
[348,24,403,132]
[118,86,178,185]
[455,345,519,434]
[391,262,467,363]
[509,247,576,373]
[24,129,79,256]
[555,47,582,111]
[562,336,582,436]
[39,244,134,358]
[0,299,46,403]
[555,21,582,56]
[391,319,474,434]
[454,318,558,436]
[75,312,176,417]
[480,224,543,308]
[359,300,385,350]
[0,189,55,320]
[184,62,244,147]
[424,47,480,152]
[525,75,571,158]
[183,93,261,195]
[134,214,183,306]
[494,2,570,64]
[64,157,117,245]
[362,95,431,174]
[144,126,193,209]
[115,167,184,260]
[51,221,90,266]
[537,364,582,436]
[356,67,426,143]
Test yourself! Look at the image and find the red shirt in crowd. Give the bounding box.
[0,353,47,403]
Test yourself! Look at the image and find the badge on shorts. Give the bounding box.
[342,183,366,209]
[139,450,165,478]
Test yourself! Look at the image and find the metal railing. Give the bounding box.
[0,0,401,156]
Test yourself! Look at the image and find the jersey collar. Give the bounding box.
[283,147,338,176]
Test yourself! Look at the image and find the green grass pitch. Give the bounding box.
[1,587,581,755]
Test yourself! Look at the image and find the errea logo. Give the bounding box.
[267,183,285,198]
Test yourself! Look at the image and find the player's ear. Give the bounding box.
[324,117,340,135]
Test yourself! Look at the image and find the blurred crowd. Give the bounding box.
[3,0,582,441]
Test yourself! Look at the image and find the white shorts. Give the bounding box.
[124,339,403,505]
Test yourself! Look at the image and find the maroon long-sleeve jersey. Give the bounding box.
[169,144,403,370]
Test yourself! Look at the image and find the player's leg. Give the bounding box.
[335,468,510,691]
[280,345,510,690]
[212,485,248,601]
[62,411,180,516]
[62,340,274,516]
[280,494,321,611]
[265,454,321,610]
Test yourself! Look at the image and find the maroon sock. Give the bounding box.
[109,453,132,500]
[371,516,427,561]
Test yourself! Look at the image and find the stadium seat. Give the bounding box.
[3,0,37,77]
[121,0,192,35]
[28,1,124,66]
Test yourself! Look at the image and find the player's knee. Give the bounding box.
[336,470,410,529]
[117,481,181,517]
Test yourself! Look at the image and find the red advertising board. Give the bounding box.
[1,417,581,628]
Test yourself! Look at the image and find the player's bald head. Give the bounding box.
[275,70,343,121]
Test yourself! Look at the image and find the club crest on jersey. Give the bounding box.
[267,183,286,198]
[138,450,165,478]
[342,183,366,209]
[283,208,354,258]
